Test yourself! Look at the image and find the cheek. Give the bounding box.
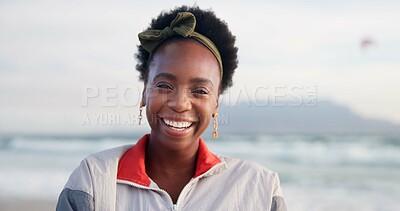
[145,93,165,124]
[197,102,215,124]
[145,103,156,125]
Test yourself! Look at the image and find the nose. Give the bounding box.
[168,88,192,112]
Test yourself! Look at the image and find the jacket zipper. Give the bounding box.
[173,162,227,210]
[117,180,178,210]
[117,161,227,210]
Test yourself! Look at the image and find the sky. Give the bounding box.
[1,0,400,135]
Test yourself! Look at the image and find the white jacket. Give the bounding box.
[56,134,287,211]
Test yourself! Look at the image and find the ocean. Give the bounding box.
[1,134,399,211]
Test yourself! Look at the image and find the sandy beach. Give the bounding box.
[0,197,56,211]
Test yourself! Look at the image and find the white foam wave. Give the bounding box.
[0,134,399,211]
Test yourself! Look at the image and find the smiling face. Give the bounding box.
[143,39,221,151]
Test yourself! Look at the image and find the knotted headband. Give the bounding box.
[138,12,223,79]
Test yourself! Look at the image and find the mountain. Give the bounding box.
[212,100,400,135]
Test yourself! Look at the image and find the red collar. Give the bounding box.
[117,134,222,187]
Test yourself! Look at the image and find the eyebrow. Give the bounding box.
[153,72,214,87]
[153,72,176,82]
[190,78,214,87]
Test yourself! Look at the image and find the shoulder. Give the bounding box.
[217,155,284,196]
[219,155,277,178]
[64,145,134,193]
[78,144,134,174]
[217,155,287,210]
[58,145,135,211]
[86,144,134,162]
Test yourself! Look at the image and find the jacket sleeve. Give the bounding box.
[56,188,94,211]
[271,195,287,211]
[57,146,127,211]
[270,172,287,211]
[56,159,95,211]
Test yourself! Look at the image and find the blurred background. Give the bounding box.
[1,0,399,210]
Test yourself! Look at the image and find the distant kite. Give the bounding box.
[360,37,376,50]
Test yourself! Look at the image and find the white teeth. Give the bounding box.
[163,119,193,129]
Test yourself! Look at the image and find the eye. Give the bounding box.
[156,82,173,90]
[192,87,209,95]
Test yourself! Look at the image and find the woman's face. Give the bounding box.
[144,39,220,150]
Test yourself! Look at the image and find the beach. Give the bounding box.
[0,197,56,211]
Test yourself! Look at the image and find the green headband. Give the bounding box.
[138,12,223,79]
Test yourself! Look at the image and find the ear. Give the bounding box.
[141,84,147,106]
[213,95,220,114]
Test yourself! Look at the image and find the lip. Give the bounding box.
[158,117,198,138]
[158,115,198,122]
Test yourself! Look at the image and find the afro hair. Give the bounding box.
[135,5,239,93]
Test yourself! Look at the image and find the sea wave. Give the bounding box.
[1,134,399,210]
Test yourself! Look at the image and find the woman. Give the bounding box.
[57,5,286,211]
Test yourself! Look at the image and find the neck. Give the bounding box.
[145,137,199,177]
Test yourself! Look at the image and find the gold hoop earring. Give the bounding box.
[139,100,144,125]
[212,113,218,139]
